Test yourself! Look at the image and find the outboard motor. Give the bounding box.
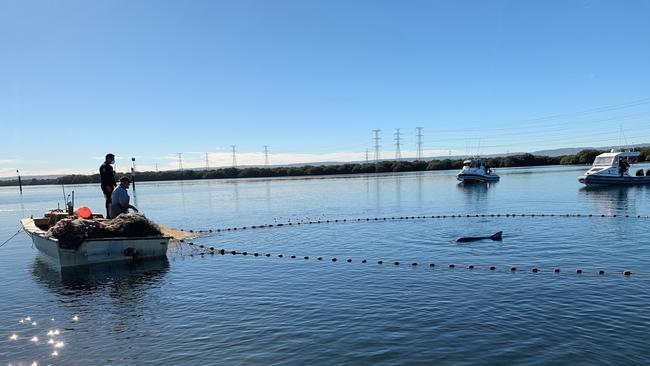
[123,247,138,259]
[636,169,644,176]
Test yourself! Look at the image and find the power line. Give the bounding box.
[264,145,269,166]
[421,111,650,142]
[372,130,381,162]
[394,128,402,161]
[423,97,650,135]
[231,145,237,168]
[416,127,424,160]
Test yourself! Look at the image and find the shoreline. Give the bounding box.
[2,148,649,188]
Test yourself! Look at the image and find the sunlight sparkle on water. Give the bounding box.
[30,336,38,342]
[54,341,64,348]
[47,338,54,344]
[72,315,79,322]
[31,322,37,326]
[52,350,59,356]
[9,334,18,340]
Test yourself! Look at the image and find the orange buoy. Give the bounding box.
[75,206,93,219]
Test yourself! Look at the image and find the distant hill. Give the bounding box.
[531,143,650,157]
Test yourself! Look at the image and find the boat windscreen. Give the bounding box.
[593,156,614,166]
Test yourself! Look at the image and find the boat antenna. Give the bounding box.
[61,184,67,209]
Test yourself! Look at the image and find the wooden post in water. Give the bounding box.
[131,157,136,192]
[16,170,22,194]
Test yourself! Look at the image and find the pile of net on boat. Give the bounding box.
[47,213,163,249]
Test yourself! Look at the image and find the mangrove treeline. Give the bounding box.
[3,147,650,187]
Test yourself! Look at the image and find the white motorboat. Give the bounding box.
[21,211,170,268]
[578,150,650,185]
[456,158,500,183]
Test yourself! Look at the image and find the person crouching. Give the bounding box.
[109,177,139,219]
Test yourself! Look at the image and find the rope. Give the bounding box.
[0,228,23,249]
[178,212,650,235]
[170,242,642,279]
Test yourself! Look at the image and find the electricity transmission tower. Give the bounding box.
[264,145,269,166]
[365,149,369,163]
[177,153,183,172]
[205,152,210,170]
[394,128,402,161]
[416,127,424,160]
[231,145,237,168]
[372,129,381,162]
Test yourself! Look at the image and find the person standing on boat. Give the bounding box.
[100,153,117,218]
[109,177,139,219]
[619,158,630,177]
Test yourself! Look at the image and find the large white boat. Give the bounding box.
[578,150,650,185]
[21,211,171,268]
[456,158,500,183]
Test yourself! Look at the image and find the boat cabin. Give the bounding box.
[463,159,485,169]
[461,158,494,174]
[585,150,641,176]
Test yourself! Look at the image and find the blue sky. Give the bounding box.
[1,0,650,176]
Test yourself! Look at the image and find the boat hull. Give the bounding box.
[456,173,500,183]
[21,219,170,268]
[578,174,650,186]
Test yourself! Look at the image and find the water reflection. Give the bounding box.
[265,180,271,210]
[577,186,643,214]
[456,182,493,205]
[30,256,170,295]
[232,181,240,214]
[179,180,187,214]
[416,172,423,209]
[395,174,402,209]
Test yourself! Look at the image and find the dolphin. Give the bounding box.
[456,231,503,243]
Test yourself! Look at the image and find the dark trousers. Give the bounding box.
[103,191,112,218]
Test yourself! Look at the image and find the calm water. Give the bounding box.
[2,165,650,365]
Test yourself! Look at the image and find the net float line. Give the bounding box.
[171,242,642,279]
[175,213,650,236]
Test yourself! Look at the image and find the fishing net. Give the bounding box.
[102,213,163,238]
[47,213,163,249]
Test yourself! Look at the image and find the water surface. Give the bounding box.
[2,165,650,365]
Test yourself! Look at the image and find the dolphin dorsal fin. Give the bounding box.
[490,231,503,241]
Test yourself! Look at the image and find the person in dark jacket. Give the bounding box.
[619,158,630,177]
[100,153,117,217]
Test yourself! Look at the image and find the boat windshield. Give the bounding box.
[592,156,614,166]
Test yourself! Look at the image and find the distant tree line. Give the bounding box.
[3,147,650,187]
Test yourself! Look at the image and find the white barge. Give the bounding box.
[21,212,170,268]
